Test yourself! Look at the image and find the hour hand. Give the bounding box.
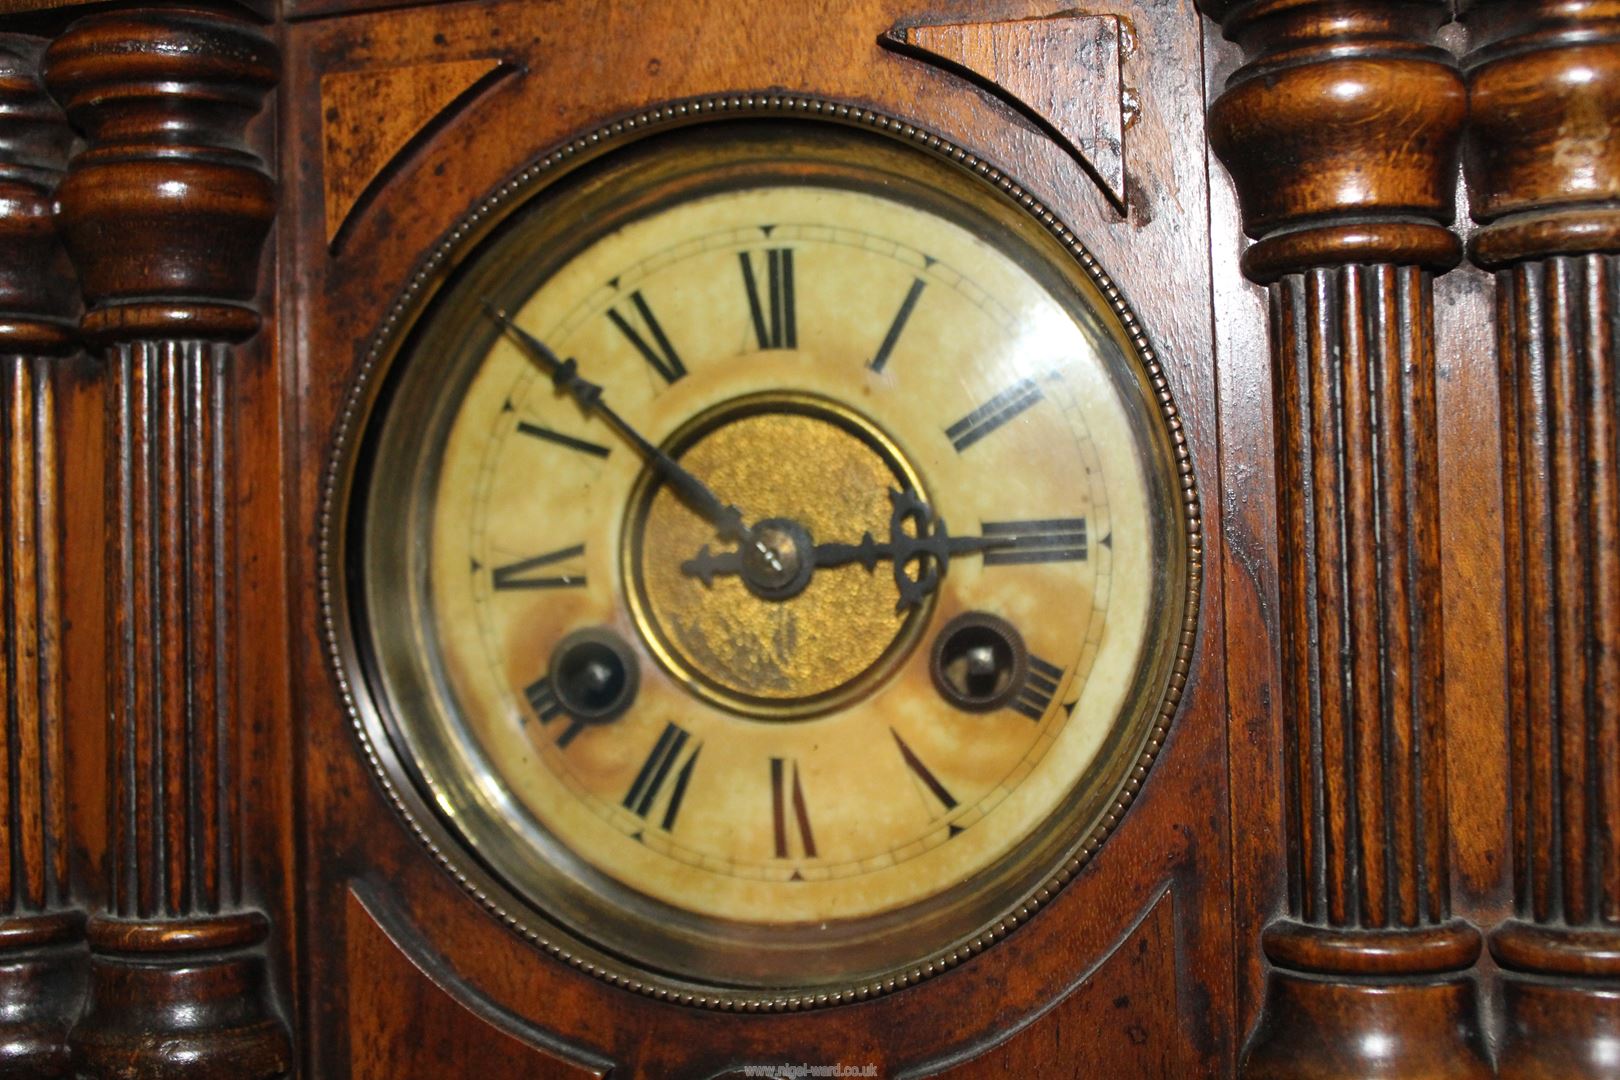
[681,544,745,587]
[679,492,1021,610]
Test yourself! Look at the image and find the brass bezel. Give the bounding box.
[318,94,1204,1011]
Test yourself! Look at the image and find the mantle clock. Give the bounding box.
[0,0,1615,1076]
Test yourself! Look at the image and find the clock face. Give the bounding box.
[335,112,1195,1002]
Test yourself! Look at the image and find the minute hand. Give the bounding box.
[483,303,757,547]
[810,532,1009,571]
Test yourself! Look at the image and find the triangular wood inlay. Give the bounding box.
[321,57,507,246]
[884,15,1128,210]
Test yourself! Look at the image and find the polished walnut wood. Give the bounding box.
[1202,1,1491,1075]
[3,0,1618,1074]
[319,56,509,246]
[0,32,83,1079]
[880,13,1132,210]
[40,6,291,1076]
[1464,1,1620,1075]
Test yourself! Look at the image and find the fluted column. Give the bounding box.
[41,8,290,1077]
[1463,2,1620,1075]
[1200,2,1491,1075]
[0,34,84,1078]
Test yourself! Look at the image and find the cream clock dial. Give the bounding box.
[334,109,1196,1002]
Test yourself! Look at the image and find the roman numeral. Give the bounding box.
[523,675,587,746]
[740,248,796,350]
[981,518,1088,565]
[523,676,564,722]
[1012,655,1064,720]
[491,544,585,590]
[868,277,927,373]
[623,722,701,831]
[516,420,610,458]
[945,378,1044,452]
[770,757,816,858]
[606,290,685,383]
[891,730,957,811]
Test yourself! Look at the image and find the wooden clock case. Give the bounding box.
[0,0,1615,1076]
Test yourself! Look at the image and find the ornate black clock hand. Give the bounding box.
[483,303,770,558]
[681,489,1016,610]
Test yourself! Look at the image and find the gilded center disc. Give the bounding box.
[623,392,930,718]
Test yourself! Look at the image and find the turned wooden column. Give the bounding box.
[41,8,290,1076]
[0,34,84,1078]
[1463,2,1620,1076]
[1201,2,1491,1075]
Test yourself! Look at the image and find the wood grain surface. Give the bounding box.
[0,31,83,1079]
[881,13,1130,209]
[1465,2,1620,1075]
[284,1,1230,1076]
[41,6,292,1076]
[320,56,510,246]
[1203,1,1492,1075]
[0,0,1614,1074]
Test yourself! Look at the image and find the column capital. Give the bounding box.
[0,35,78,354]
[1462,0,1620,265]
[43,6,277,342]
[1203,0,1465,280]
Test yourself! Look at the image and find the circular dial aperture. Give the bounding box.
[348,120,1189,993]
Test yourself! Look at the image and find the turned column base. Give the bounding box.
[70,912,290,1079]
[0,912,84,1078]
[1240,921,1491,1079]
[1494,921,1620,1080]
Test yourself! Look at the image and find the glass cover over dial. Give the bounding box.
[339,116,1194,1000]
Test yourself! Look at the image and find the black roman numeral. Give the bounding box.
[981,518,1088,565]
[868,277,927,373]
[770,757,817,858]
[491,544,585,590]
[945,378,1044,452]
[891,730,958,811]
[623,722,701,831]
[1012,655,1064,720]
[606,290,685,383]
[516,420,610,458]
[523,675,588,746]
[740,248,796,350]
[523,675,563,722]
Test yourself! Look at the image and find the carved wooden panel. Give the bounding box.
[882,13,1132,210]
[282,1,1231,1075]
[345,887,613,1079]
[320,56,511,246]
[940,889,1182,1079]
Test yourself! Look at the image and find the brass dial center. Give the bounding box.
[623,392,930,718]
